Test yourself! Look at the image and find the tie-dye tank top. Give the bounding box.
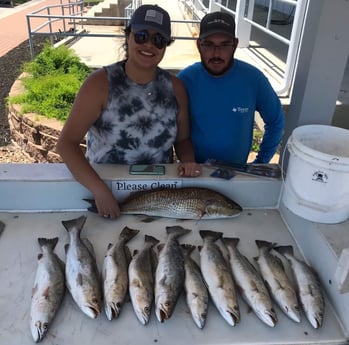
[86,61,178,164]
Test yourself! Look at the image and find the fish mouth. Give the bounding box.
[83,304,101,319]
[308,313,323,329]
[228,308,240,326]
[194,315,207,329]
[258,309,278,327]
[286,308,301,323]
[156,304,171,323]
[32,321,48,343]
[105,302,121,321]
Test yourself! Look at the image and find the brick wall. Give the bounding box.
[8,77,86,163]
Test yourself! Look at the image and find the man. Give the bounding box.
[178,11,284,164]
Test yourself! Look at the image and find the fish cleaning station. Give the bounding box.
[1,0,349,345]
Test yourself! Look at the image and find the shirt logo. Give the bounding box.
[232,107,249,114]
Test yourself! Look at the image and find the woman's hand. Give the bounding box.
[178,162,202,177]
[94,186,121,219]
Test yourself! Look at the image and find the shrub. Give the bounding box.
[8,44,91,121]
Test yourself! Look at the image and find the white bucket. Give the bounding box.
[282,125,349,223]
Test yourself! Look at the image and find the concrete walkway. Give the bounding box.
[0,0,70,57]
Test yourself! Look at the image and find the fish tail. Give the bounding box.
[199,230,223,241]
[255,239,275,249]
[221,237,240,248]
[61,215,87,235]
[274,245,294,256]
[166,225,191,238]
[38,237,59,250]
[145,234,159,247]
[181,244,196,256]
[120,226,140,242]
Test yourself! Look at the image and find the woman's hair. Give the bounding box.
[122,25,175,60]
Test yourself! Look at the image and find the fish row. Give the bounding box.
[29,216,325,342]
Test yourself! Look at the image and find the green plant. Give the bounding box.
[252,128,263,152]
[8,44,91,121]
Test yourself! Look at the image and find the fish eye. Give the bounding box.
[43,322,49,330]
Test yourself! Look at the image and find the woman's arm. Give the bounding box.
[56,69,120,218]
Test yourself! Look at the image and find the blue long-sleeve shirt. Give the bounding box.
[178,59,284,164]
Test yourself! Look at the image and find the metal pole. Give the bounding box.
[26,14,34,59]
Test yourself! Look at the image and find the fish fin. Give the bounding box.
[166,225,191,238]
[82,238,96,258]
[221,237,240,247]
[120,226,140,243]
[141,216,158,223]
[38,237,59,250]
[255,239,274,249]
[199,230,223,241]
[181,244,196,256]
[61,215,87,234]
[42,286,50,299]
[274,245,294,256]
[83,199,98,213]
[145,234,159,247]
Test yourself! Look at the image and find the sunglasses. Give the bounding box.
[133,30,169,50]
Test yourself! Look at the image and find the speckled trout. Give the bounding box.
[62,215,102,319]
[119,187,242,219]
[155,226,191,322]
[103,226,139,321]
[128,235,159,325]
[255,240,300,323]
[275,245,325,329]
[199,231,240,326]
[30,237,65,343]
[181,244,209,329]
[222,237,277,327]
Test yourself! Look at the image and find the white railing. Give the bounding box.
[26,0,307,96]
[183,0,308,96]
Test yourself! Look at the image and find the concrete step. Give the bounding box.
[83,0,128,25]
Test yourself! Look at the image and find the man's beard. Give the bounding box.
[202,57,234,77]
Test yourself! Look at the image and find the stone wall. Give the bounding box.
[8,77,86,163]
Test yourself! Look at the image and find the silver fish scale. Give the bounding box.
[30,238,65,343]
[256,244,300,323]
[155,227,189,322]
[285,253,324,328]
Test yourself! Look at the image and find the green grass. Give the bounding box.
[8,43,91,122]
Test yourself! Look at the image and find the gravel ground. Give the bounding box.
[0,37,46,163]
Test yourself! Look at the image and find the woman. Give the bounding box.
[57,5,201,219]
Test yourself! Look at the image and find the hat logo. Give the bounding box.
[207,19,230,27]
[145,9,163,25]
